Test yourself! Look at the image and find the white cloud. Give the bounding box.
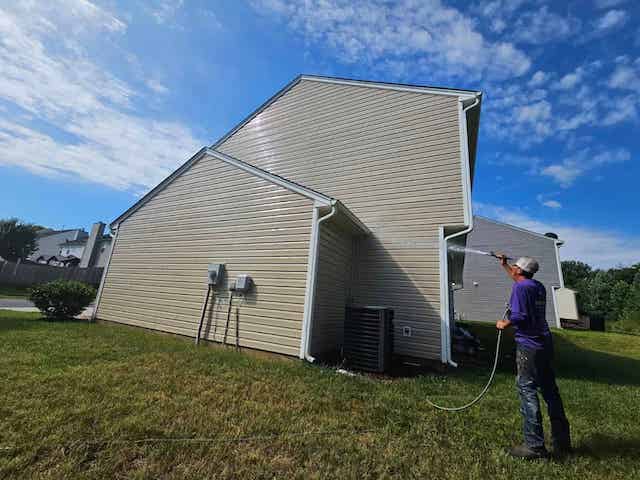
[594,9,628,31]
[601,95,638,125]
[536,194,562,209]
[541,148,631,187]
[541,163,582,187]
[475,203,640,268]
[528,70,548,87]
[251,0,531,81]
[512,6,579,45]
[553,67,584,90]
[608,62,640,92]
[145,78,170,95]
[542,200,562,209]
[0,1,202,192]
[150,0,185,25]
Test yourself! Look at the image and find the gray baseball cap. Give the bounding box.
[515,257,539,274]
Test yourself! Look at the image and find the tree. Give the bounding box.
[609,280,631,322]
[561,260,593,289]
[580,270,613,321]
[0,218,39,262]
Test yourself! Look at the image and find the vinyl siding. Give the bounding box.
[97,154,315,356]
[218,79,466,360]
[453,217,562,328]
[311,217,354,359]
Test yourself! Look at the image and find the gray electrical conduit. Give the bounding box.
[421,304,508,412]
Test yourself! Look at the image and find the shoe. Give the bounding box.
[509,444,549,460]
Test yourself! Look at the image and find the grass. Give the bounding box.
[1,311,639,479]
[0,284,31,299]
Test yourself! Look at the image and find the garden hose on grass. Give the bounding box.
[423,328,502,412]
[423,305,508,412]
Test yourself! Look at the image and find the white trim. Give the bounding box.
[438,94,481,365]
[301,75,480,100]
[92,226,119,321]
[300,205,337,361]
[111,147,334,228]
[554,240,565,289]
[205,149,333,206]
[551,286,562,329]
[438,227,449,363]
[458,99,473,226]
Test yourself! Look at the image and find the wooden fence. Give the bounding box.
[0,260,103,287]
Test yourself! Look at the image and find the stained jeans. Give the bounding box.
[516,343,571,450]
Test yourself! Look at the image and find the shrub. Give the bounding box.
[29,280,96,320]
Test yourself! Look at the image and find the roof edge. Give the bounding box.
[110,147,335,228]
[300,74,481,99]
[474,215,564,243]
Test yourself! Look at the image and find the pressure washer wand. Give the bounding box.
[489,251,512,261]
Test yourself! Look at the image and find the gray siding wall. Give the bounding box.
[311,217,354,359]
[218,79,465,359]
[454,216,562,327]
[97,155,315,356]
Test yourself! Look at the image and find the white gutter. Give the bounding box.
[300,203,337,361]
[91,226,119,321]
[439,95,481,366]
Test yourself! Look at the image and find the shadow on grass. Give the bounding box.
[0,314,89,332]
[461,323,640,387]
[574,434,640,460]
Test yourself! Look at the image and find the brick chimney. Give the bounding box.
[80,222,105,268]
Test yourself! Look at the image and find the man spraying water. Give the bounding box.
[495,254,572,459]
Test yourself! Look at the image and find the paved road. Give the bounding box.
[0,298,34,308]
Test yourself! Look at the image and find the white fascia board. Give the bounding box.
[301,75,480,100]
[206,149,333,206]
[91,225,119,321]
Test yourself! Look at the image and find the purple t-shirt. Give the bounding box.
[509,279,551,350]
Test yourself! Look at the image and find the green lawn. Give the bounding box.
[0,284,30,299]
[1,311,639,479]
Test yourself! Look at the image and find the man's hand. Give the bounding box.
[496,319,511,330]
[495,252,508,266]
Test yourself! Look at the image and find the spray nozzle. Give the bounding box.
[490,251,512,261]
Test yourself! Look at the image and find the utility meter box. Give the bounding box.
[232,274,253,294]
[207,263,225,286]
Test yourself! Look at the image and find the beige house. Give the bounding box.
[95,75,482,365]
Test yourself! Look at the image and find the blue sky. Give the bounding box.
[0,0,638,268]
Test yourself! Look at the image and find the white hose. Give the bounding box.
[423,328,502,412]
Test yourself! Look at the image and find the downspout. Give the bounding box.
[553,239,565,328]
[300,201,337,362]
[440,95,481,366]
[91,225,119,322]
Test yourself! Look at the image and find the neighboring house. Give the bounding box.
[31,229,88,263]
[95,75,482,365]
[453,216,579,328]
[31,223,112,268]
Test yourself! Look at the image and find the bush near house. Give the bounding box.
[29,280,96,319]
[562,260,640,334]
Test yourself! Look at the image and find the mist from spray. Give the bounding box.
[447,244,492,257]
